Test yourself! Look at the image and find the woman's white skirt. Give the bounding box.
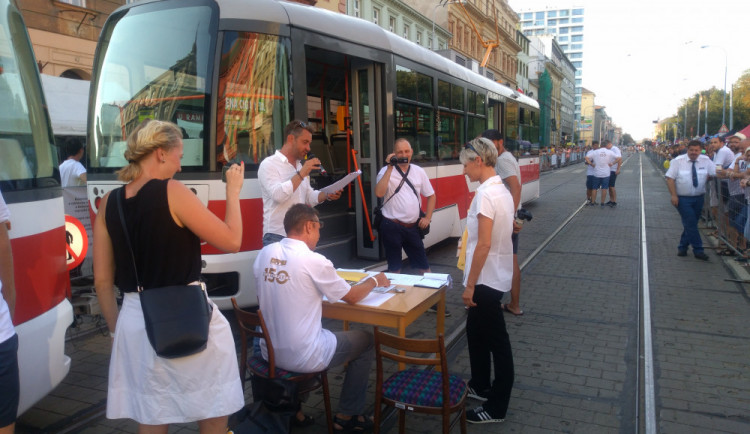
[107,292,244,425]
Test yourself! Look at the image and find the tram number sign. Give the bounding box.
[65,215,89,270]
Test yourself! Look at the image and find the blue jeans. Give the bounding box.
[677,195,704,254]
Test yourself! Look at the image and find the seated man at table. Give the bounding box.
[253,203,389,431]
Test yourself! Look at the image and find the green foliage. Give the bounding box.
[672,69,750,136]
[621,133,634,145]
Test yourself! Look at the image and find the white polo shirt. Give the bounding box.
[258,151,322,236]
[609,146,622,171]
[253,238,350,373]
[591,148,615,178]
[377,164,434,223]
[665,154,716,196]
[714,145,735,169]
[585,149,596,176]
[463,175,514,292]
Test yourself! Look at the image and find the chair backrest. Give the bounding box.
[231,298,280,378]
[374,327,447,370]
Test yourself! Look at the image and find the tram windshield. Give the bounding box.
[88,1,217,172]
[0,0,57,191]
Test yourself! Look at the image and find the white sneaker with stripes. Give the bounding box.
[466,406,504,424]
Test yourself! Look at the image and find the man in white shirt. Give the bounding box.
[253,204,388,430]
[482,129,524,316]
[58,138,87,187]
[0,189,18,433]
[584,141,599,205]
[374,138,435,274]
[605,140,623,207]
[665,140,716,260]
[584,144,615,207]
[258,120,342,246]
[712,135,735,210]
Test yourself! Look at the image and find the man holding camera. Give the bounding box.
[375,138,436,276]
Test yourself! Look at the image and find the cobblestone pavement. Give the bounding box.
[16,155,750,433]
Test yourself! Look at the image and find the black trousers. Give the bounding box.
[466,284,514,417]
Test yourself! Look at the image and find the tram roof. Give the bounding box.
[215,0,539,109]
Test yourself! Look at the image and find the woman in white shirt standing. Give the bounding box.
[460,137,515,424]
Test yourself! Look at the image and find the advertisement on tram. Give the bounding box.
[86,0,541,310]
[0,0,73,416]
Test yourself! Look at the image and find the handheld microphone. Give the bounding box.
[306,153,327,175]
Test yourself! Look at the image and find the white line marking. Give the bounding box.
[640,155,657,434]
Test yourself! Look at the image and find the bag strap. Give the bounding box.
[115,187,144,292]
[381,165,409,207]
[395,164,423,213]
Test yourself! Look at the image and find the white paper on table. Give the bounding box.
[414,278,444,289]
[323,292,395,307]
[320,170,362,194]
[420,272,452,289]
[383,273,423,286]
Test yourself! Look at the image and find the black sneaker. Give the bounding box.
[465,384,488,402]
[466,406,504,424]
[677,250,687,257]
[694,252,709,261]
[608,202,616,208]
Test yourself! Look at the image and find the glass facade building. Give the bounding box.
[517,6,584,127]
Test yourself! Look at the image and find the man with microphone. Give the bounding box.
[258,120,342,246]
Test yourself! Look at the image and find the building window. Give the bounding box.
[416,31,422,46]
[572,61,582,68]
[571,35,583,42]
[373,8,379,25]
[59,0,86,6]
[559,27,569,34]
[572,8,584,15]
[572,26,584,32]
[403,24,409,39]
[559,10,569,17]
[558,36,569,42]
[558,18,569,24]
[389,16,396,32]
[547,19,556,26]
[523,12,532,20]
[547,10,557,18]
[569,52,582,59]
[534,19,544,26]
[572,17,584,23]
[535,11,544,20]
[571,44,583,50]
[352,0,360,17]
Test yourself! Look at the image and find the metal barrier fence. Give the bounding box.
[540,151,584,173]
[647,150,747,257]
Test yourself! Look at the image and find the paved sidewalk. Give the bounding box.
[16,155,750,433]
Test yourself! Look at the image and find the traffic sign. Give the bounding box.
[719,124,729,133]
[64,215,88,270]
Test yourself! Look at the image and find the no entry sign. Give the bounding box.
[65,215,88,270]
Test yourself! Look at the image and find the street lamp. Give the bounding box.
[431,0,463,50]
[701,45,728,129]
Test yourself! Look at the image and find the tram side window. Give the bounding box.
[395,102,434,162]
[466,90,486,140]
[217,32,291,172]
[395,65,434,161]
[437,109,464,161]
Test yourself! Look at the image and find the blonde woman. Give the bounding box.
[459,137,515,424]
[94,120,245,433]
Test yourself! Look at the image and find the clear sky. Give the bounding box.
[509,0,750,140]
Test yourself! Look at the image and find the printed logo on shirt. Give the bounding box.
[264,265,290,284]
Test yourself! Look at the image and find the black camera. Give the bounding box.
[389,156,409,166]
[515,208,533,225]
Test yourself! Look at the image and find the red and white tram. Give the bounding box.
[86,0,540,309]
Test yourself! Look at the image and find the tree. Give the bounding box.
[621,133,634,145]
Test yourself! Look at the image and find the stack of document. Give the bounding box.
[414,273,453,289]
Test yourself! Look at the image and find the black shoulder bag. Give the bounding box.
[373,165,409,230]
[396,165,431,238]
[115,187,213,359]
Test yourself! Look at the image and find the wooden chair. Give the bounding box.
[231,298,333,434]
[373,327,467,434]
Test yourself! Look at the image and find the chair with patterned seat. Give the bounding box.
[373,327,467,434]
[231,298,333,434]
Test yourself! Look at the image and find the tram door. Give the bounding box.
[351,62,382,259]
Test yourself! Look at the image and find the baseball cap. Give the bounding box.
[729,132,747,141]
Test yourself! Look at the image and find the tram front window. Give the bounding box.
[89,1,216,172]
[0,0,57,191]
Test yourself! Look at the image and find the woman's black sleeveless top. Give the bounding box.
[105,179,201,292]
